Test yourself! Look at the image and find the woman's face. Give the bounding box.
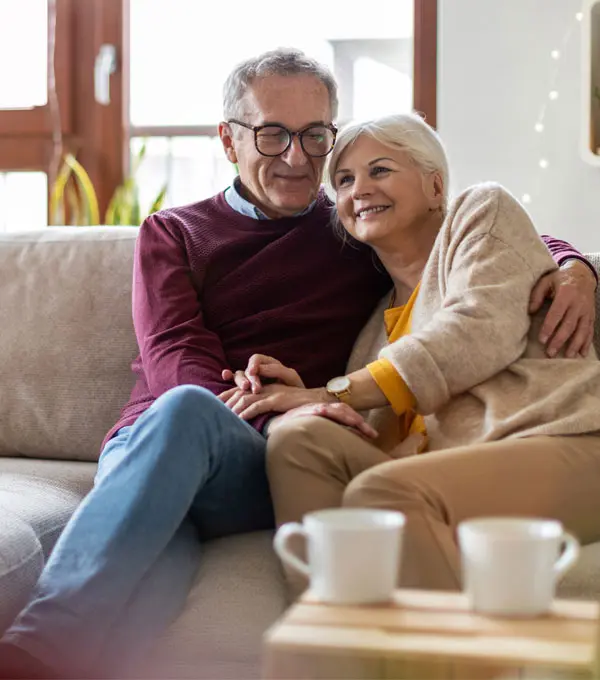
[333,134,441,247]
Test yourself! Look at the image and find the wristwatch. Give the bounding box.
[325,376,352,404]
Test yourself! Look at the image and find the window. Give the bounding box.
[0,0,124,228]
[0,173,48,232]
[0,0,48,110]
[0,1,436,227]
[129,0,435,210]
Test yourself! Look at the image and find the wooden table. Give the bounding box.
[263,589,600,679]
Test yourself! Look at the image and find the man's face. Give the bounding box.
[219,74,332,219]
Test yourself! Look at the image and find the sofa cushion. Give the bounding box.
[131,531,288,680]
[0,228,139,462]
[0,460,286,679]
[0,460,95,635]
[557,541,600,600]
[0,458,96,556]
[0,512,44,635]
[0,473,88,558]
[0,457,96,495]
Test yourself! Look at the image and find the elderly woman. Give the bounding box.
[221,113,600,592]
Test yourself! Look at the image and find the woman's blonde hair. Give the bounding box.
[326,112,450,215]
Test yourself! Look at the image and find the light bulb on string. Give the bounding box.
[524,10,580,217]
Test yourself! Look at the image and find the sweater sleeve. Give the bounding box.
[541,235,598,283]
[378,186,555,416]
[367,357,415,415]
[132,214,270,432]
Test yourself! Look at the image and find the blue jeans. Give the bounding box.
[3,385,273,677]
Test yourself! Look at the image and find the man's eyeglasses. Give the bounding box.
[227,120,337,158]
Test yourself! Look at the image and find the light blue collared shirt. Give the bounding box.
[224,176,316,219]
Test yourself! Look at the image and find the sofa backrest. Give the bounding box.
[1,228,599,463]
[0,228,139,462]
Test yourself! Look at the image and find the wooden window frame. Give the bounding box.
[129,0,438,141]
[0,0,126,221]
[413,0,437,128]
[0,0,436,222]
[0,0,73,137]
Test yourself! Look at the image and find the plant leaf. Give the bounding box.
[64,154,100,225]
[131,141,147,176]
[105,185,126,225]
[149,185,168,215]
[65,182,83,226]
[49,158,73,225]
[131,187,141,226]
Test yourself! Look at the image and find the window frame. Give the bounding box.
[0,0,73,137]
[0,0,126,222]
[127,0,438,208]
[128,0,438,140]
[0,0,436,224]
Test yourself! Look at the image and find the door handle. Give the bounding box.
[94,44,118,106]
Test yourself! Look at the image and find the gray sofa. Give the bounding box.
[1,227,600,679]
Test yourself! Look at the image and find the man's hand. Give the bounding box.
[219,383,326,420]
[529,260,597,358]
[221,354,305,394]
[266,403,378,440]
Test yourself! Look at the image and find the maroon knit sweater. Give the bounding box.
[102,192,391,447]
[102,190,594,449]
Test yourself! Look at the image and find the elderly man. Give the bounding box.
[0,48,596,679]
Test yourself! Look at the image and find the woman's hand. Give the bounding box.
[267,402,378,440]
[220,383,326,420]
[221,354,305,394]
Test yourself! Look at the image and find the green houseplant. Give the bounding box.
[50,142,168,226]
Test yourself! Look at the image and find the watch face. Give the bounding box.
[328,376,351,392]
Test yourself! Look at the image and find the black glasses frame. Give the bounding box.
[227,119,337,158]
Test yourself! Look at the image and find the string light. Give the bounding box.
[523,8,582,206]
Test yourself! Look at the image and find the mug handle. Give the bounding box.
[273,522,310,577]
[554,531,580,581]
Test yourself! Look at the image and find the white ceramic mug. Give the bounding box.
[458,517,580,617]
[274,508,405,605]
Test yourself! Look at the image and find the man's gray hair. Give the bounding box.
[222,48,338,120]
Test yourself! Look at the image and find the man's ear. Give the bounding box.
[218,122,238,164]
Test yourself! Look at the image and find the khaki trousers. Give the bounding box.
[266,416,600,597]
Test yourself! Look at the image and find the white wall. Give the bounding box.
[438,0,600,252]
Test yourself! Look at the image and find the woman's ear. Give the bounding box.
[428,171,444,210]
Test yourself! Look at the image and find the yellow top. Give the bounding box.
[366,284,427,448]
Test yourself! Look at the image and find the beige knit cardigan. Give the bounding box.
[347,183,600,455]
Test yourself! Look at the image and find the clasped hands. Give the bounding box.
[217,355,377,438]
[218,262,597,435]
